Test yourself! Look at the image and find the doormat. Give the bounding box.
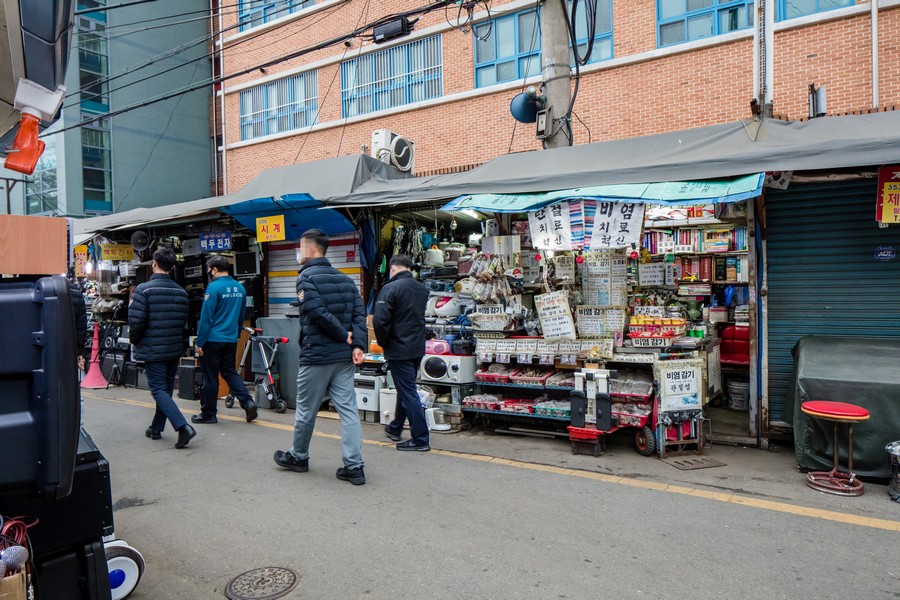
[660,456,726,470]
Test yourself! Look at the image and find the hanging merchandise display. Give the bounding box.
[431,193,764,456]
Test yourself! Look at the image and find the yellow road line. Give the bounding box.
[85,393,900,533]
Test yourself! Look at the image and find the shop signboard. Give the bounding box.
[199,232,232,251]
[876,165,900,224]
[582,253,611,305]
[581,338,614,359]
[610,254,628,305]
[576,306,608,338]
[101,244,134,262]
[74,245,88,277]
[638,262,665,287]
[256,215,286,242]
[553,255,576,283]
[528,202,572,250]
[656,361,703,412]
[535,290,577,341]
[588,201,644,250]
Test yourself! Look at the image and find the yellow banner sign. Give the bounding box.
[101,244,134,262]
[256,215,286,242]
[74,245,88,277]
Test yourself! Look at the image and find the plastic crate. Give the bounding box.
[475,369,520,384]
[533,400,571,418]
[463,395,504,410]
[501,399,536,414]
[567,426,603,441]
[610,380,654,403]
[510,369,555,387]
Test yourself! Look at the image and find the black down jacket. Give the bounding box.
[373,270,428,361]
[296,257,367,365]
[128,273,189,362]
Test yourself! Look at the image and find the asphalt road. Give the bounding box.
[82,389,900,600]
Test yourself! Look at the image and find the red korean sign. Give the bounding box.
[876,165,900,224]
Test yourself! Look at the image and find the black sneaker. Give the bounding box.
[273,450,308,473]
[336,466,366,485]
[144,427,161,440]
[384,426,402,442]
[244,400,258,423]
[191,414,218,424]
[396,439,430,452]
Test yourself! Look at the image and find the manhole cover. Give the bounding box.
[225,567,299,600]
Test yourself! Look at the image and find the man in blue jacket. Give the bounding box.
[129,247,196,448]
[193,255,258,424]
[274,229,368,485]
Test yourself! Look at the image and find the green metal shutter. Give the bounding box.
[765,180,900,423]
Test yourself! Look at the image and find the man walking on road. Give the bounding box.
[194,255,258,424]
[274,229,368,485]
[129,247,196,449]
[375,255,430,451]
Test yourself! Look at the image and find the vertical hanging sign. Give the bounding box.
[876,165,900,224]
[588,201,645,250]
[528,201,573,250]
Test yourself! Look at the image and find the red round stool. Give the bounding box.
[800,401,870,497]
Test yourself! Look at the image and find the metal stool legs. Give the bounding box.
[805,421,865,497]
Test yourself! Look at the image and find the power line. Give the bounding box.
[51,0,459,136]
[63,0,347,112]
[65,0,348,109]
[336,0,372,158]
[75,0,162,15]
[115,60,203,211]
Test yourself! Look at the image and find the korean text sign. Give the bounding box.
[256,215,286,242]
[528,202,573,250]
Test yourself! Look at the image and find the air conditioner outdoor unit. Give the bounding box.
[371,128,415,173]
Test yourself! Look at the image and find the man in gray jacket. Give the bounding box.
[129,247,195,449]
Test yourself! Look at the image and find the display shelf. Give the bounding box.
[476,381,568,391]
[644,217,726,229]
[545,385,576,391]
[462,407,570,422]
[651,250,748,257]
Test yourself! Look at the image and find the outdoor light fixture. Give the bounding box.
[373,17,412,44]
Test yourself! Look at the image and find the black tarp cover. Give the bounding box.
[789,336,900,479]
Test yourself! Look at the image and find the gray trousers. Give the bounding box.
[290,361,364,469]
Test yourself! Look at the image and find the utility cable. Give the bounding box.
[336,0,372,158]
[50,0,459,136]
[115,60,203,212]
[64,0,349,108]
[75,0,162,15]
[75,1,244,34]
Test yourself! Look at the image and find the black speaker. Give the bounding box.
[100,352,126,383]
[570,391,586,428]
[177,365,202,400]
[595,393,612,431]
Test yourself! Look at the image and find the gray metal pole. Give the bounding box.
[540,0,572,149]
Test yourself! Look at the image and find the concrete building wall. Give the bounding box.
[217,1,900,191]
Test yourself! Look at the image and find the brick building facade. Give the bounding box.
[216,0,900,193]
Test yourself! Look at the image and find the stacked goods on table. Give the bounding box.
[627,314,687,347]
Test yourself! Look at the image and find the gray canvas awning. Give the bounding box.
[325,112,900,208]
[74,154,411,236]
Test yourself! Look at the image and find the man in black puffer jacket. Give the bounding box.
[129,247,196,449]
[375,255,430,451]
[274,229,368,485]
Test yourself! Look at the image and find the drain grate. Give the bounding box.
[225,567,299,600]
[661,456,726,471]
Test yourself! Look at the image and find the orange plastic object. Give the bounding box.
[4,113,45,175]
[369,340,384,354]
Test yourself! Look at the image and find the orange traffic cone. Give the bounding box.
[81,322,109,389]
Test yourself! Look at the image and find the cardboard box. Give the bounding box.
[366,315,377,349]
[0,572,28,600]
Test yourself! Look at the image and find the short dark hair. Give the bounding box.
[153,247,177,272]
[389,255,414,270]
[300,229,329,254]
[206,255,232,275]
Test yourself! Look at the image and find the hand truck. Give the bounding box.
[225,326,289,413]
